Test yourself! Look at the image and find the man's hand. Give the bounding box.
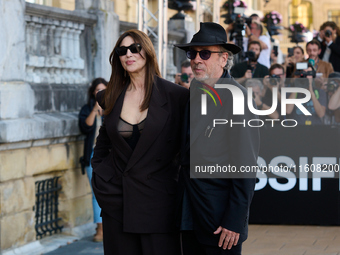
[319,30,325,40]
[325,34,333,44]
[263,75,270,88]
[270,50,278,64]
[244,70,252,79]
[245,24,251,38]
[254,94,262,106]
[226,23,234,33]
[214,226,240,250]
[175,73,181,84]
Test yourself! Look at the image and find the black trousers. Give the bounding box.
[181,231,242,255]
[101,211,181,255]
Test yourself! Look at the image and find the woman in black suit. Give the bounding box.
[91,29,189,255]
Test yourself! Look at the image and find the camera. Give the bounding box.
[269,74,280,86]
[273,45,278,57]
[293,62,315,89]
[287,47,294,57]
[325,29,332,38]
[326,80,339,92]
[294,62,316,77]
[230,14,252,44]
[180,73,189,83]
[245,51,256,61]
[295,70,315,78]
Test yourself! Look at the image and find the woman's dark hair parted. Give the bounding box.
[293,46,304,55]
[88,78,108,105]
[104,29,161,115]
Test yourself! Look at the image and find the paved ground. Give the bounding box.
[243,225,340,255]
[43,225,340,255]
[43,236,103,255]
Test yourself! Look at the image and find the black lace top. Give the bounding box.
[118,117,146,150]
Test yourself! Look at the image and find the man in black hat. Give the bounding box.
[175,22,260,255]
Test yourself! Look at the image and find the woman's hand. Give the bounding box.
[93,102,104,116]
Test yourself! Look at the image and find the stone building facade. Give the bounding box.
[0,0,189,252]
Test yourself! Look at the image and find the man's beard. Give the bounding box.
[195,74,209,82]
[192,64,209,82]
[251,54,260,62]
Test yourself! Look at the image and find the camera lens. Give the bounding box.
[269,78,277,86]
[325,30,332,37]
[181,73,189,83]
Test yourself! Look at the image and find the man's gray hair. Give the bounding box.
[218,46,234,71]
[245,79,264,91]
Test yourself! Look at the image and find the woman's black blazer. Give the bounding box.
[91,76,189,233]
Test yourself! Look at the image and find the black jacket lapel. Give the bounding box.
[125,77,169,171]
[109,85,134,162]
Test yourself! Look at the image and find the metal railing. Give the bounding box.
[35,176,63,239]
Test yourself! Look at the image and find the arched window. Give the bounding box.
[288,0,313,30]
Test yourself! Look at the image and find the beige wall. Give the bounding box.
[0,140,92,250]
[25,0,75,10]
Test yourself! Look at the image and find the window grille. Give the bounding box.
[35,176,63,239]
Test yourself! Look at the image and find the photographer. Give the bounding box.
[316,21,340,72]
[262,64,286,119]
[245,21,271,68]
[283,46,305,78]
[174,60,193,89]
[227,20,270,68]
[286,63,327,125]
[306,39,333,79]
[322,72,340,124]
[246,78,279,120]
[231,41,269,85]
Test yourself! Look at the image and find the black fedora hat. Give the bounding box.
[174,22,241,54]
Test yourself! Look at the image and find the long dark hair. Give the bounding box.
[104,29,161,115]
[88,78,108,105]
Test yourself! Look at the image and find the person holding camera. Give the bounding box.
[328,72,340,110]
[231,41,269,85]
[78,77,108,242]
[226,20,270,68]
[261,64,286,120]
[325,72,340,124]
[245,21,271,68]
[306,39,334,79]
[316,21,340,72]
[286,63,327,125]
[174,60,193,89]
[245,78,279,120]
[283,46,305,78]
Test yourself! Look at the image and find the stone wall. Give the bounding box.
[0,0,190,252]
[0,0,110,252]
[0,139,91,251]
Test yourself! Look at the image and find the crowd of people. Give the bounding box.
[224,19,340,125]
